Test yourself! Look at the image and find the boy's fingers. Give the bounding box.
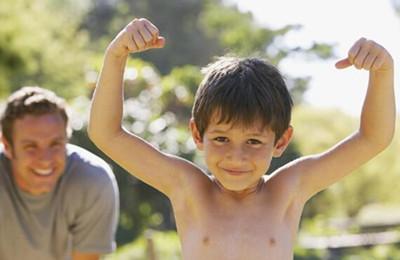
[348,37,366,64]
[372,54,385,70]
[154,37,166,48]
[335,37,392,72]
[126,35,138,52]
[363,54,376,71]
[138,26,154,44]
[335,58,352,69]
[132,30,146,49]
[143,20,160,40]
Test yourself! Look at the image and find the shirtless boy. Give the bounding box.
[89,18,395,259]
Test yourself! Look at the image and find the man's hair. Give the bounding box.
[192,56,293,141]
[1,86,70,145]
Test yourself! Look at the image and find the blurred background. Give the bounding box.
[1,0,400,259]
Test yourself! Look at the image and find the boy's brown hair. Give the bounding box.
[1,86,70,145]
[192,56,293,141]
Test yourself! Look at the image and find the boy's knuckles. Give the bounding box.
[124,26,137,36]
[138,18,149,23]
[357,37,367,44]
[128,19,148,30]
[364,57,375,68]
[354,60,363,69]
[373,61,382,70]
[363,40,374,48]
[142,33,153,42]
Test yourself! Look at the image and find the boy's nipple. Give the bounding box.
[269,237,276,246]
[203,236,210,245]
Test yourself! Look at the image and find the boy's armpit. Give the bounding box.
[267,164,303,205]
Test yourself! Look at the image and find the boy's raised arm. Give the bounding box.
[88,19,199,197]
[290,38,395,202]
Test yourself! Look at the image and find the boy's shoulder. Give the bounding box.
[265,162,302,197]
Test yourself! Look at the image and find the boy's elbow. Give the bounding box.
[374,138,393,153]
[87,120,122,149]
[363,130,394,153]
[379,131,395,151]
[377,125,395,150]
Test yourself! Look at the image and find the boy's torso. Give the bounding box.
[172,173,304,260]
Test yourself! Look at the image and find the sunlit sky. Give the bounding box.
[229,0,400,116]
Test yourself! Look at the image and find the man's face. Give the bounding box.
[191,114,292,193]
[2,113,68,195]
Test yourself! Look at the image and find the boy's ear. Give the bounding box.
[272,126,293,158]
[1,134,14,159]
[189,118,204,150]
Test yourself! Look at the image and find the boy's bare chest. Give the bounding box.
[174,195,300,260]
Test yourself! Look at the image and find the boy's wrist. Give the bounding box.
[104,47,129,63]
[370,67,394,77]
[374,55,394,73]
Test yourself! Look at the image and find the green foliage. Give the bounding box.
[201,3,271,56]
[342,244,400,260]
[82,0,221,74]
[0,0,89,98]
[294,246,326,260]
[161,65,202,122]
[200,1,294,60]
[307,42,336,60]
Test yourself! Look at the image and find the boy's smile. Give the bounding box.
[204,122,274,192]
[191,115,292,194]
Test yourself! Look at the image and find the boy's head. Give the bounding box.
[192,56,293,143]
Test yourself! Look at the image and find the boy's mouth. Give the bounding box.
[221,167,251,176]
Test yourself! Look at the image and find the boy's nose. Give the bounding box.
[226,146,247,161]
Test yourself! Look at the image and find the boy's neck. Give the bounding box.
[212,177,265,200]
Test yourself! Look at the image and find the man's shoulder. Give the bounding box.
[65,144,116,186]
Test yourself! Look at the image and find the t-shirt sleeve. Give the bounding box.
[70,168,119,254]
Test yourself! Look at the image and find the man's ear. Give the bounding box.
[1,134,13,159]
[272,126,293,158]
[189,118,204,150]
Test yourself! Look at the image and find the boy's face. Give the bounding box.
[190,114,292,193]
[2,113,68,195]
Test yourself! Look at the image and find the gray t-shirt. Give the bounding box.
[0,144,119,260]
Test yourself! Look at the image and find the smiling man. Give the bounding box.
[0,87,119,260]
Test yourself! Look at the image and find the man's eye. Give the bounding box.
[247,139,262,145]
[24,145,36,151]
[214,137,228,143]
[52,142,63,148]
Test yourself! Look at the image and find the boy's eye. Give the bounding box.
[247,139,262,145]
[213,136,228,143]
